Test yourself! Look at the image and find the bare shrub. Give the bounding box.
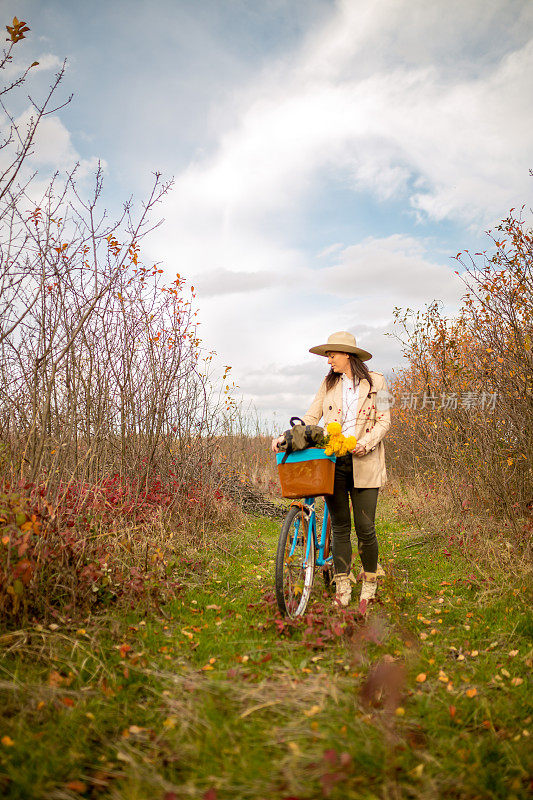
[0,17,242,622]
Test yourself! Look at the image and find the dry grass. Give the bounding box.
[381,475,533,578]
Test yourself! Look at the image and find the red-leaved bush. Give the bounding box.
[0,475,239,622]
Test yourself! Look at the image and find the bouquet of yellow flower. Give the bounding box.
[323,422,357,456]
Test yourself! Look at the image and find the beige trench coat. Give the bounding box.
[301,371,391,488]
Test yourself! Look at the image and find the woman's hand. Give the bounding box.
[271,435,285,453]
[352,443,367,457]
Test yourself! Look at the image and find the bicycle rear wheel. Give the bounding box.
[275,505,315,618]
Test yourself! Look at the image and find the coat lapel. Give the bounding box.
[356,379,370,424]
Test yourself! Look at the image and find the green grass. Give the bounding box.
[0,503,531,799]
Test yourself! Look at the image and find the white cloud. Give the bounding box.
[151,0,533,306]
[0,108,103,187]
[13,0,525,422]
[146,0,533,422]
[191,234,463,311]
[1,52,62,79]
[318,235,464,304]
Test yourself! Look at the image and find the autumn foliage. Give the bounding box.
[0,18,240,621]
[387,209,533,554]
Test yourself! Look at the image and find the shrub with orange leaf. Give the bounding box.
[387,209,532,555]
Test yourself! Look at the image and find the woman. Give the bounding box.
[272,331,391,612]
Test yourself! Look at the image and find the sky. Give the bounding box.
[5,0,533,428]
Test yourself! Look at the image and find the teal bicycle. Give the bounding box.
[274,493,335,618]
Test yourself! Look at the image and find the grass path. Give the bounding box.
[1,499,531,799]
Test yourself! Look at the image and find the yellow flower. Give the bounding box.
[322,424,358,457]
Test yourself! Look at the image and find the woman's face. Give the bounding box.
[327,351,351,374]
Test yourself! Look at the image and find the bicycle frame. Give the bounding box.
[287,498,333,571]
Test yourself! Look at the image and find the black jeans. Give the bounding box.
[324,454,379,574]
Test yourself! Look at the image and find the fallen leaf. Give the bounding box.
[509,650,519,657]
[466,688,477,698]
[416,673,427,683]
[66,781,87,793]
[395,707,405,716]
[511,677,524,686]
[1,736,14,746]
[304,705,322,717]
[48,670,64,687]
[287,741,301,755]
[59,696,75,707]
[500,668,510,678]
[409,764,424,778]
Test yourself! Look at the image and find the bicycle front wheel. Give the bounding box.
[275,505,316,618]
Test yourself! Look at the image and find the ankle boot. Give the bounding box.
[358,571,378,615]
[333,572,352,607]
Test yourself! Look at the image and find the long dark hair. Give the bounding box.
[324,353,373,391]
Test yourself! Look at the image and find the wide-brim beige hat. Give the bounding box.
[309,331,372,361]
